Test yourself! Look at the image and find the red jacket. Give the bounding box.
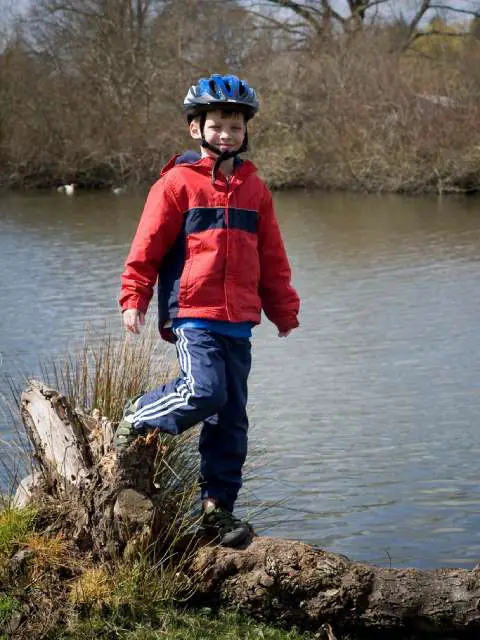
[119,152,300,338]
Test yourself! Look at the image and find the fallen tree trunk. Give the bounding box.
[16,380,480,639]
[192,538,480,639]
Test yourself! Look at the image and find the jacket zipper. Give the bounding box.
[224,175,232,321]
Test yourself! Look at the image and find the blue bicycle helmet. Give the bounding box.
[184,74,259,122]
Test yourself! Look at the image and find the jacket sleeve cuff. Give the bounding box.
[276,316,299,333]
[121,300,148,315]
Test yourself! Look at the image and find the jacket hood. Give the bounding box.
[160,151,257,179]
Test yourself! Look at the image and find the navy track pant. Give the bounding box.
[132,328,252,512]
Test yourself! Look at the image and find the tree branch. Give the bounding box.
[429,5,479,17]
[401,0,432,51]
[247,8,308,32]
[258,0,323,34]
[320,0,347,25]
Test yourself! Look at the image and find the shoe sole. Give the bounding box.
[220,528,252,547]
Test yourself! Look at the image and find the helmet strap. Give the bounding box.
[198,113,249,183]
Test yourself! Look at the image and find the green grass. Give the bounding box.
[0,592,20,624]
[0,506,36,561]
[50,606,313,639]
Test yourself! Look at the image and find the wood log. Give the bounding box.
[192,538,480,639]
[17,380,480,638]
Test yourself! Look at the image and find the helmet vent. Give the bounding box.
[184,74,259,121]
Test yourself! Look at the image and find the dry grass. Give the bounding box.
[21,532,80,581]
[68,567,113,608]
[41,324,172,423]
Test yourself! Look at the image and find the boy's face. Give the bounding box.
[190,110,246,156]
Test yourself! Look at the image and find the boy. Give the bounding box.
[117,74,300,547]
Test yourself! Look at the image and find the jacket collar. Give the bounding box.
[160,151,257,182]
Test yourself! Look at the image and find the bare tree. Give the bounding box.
[250,0,479,50]
[0,0,478,192]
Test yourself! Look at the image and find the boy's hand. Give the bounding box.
[123,308,145,334]
[278,329,292,337]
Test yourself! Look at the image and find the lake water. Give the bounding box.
[1,188,480,569]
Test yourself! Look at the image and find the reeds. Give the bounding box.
[40,324,171,423]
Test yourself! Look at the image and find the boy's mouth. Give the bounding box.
[219,144,237,152]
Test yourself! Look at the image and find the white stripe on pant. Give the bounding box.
[132,328,195,424]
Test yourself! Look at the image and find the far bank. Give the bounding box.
[1,22,479,196]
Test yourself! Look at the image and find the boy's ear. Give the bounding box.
[189,118,202,140]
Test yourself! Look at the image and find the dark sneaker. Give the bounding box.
[201,500,252,547]
[114,395,145,451]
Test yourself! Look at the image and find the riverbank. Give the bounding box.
[1,7,479,196]
[0,331,343,640]
[0,510,320,640]
[4,144,480,196]
[4,103,480,195]
[0,506,317,640]
[6,369,480,639]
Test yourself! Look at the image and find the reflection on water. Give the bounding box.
[1,189,480,569]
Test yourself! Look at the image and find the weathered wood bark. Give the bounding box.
[19,380,168,557]
[192,539,480,639]
[17,380,480,639]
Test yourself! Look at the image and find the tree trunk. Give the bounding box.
[18,380,167,557]
[17,380,480,638]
